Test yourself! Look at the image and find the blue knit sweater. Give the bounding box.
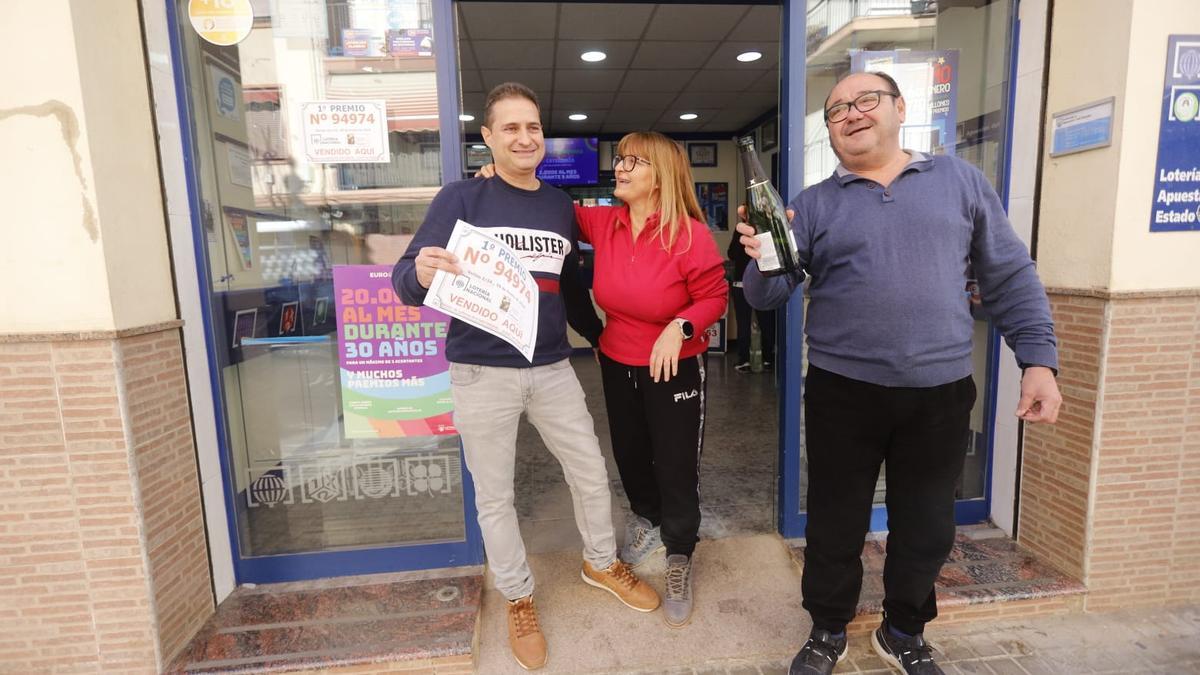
[744,152,1058,388]
[393,176,601,368]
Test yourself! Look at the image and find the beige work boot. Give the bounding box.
[581,559,661,612]
[506,595,547,670]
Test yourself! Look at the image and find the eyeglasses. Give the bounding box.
[612,154,652,172]
[824,90,899,123]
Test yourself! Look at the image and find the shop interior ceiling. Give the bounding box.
[456,2,781,136]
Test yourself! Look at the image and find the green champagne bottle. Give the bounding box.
[737,136,799,277]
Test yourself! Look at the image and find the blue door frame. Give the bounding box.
[164,0,483,584]
[776,0,1021,539]
[166,0,1018,578]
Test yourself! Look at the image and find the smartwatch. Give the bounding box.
[674,318,694,340]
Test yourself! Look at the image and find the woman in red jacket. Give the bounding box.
[576,131,728,628]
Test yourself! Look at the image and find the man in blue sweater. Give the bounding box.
[393,83,657,671]
[737,73,1062,675]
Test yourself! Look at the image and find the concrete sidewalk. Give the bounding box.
[476,535,807,674]
[475,534,1200,674]
[626,603,1200,674]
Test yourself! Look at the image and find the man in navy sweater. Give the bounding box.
[393,83,657,671]
[737,72,1062,675]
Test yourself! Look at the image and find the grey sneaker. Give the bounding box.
[662,554,693,628]
[620,515,664,568]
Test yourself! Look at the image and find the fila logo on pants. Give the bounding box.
[673,389,699,403]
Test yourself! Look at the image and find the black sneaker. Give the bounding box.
[788,628,847,674]
[871,620,943,674]
[734,361,752,373]
[762,360,774,371]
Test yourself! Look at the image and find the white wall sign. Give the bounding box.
[227,144,252,188]
[209,64,241,122]
[301,100,389,164]
[1049,97,1115,157]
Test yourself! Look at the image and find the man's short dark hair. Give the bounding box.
[483,82,540,128]
[823,71,904,111]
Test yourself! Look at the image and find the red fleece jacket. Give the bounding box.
[575,204,728,367]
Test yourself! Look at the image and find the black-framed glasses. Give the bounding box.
[824,90,899,123]
[612,154,652,172]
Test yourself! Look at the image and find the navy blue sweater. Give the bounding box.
[745,152,1058,388]
[393,176,601,368]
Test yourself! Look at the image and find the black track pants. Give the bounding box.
[599,351,708,557]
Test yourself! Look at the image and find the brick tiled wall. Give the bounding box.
[1178,303,1200,604]
[1019,294,1104,580]
[0,329,212,672]
[119,332,214,661]
[1022,292,1200,611]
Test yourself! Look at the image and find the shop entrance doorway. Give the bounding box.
[453,0,788,554]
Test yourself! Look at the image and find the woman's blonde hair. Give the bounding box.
[616,131,705,252]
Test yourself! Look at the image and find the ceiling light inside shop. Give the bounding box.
[737,51,763,62]
[569,113,588,121]
[580,51,607,62]
[679,113,699,121]
[471,144,487,149]
[459,114,475,122]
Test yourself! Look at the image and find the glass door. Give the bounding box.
[780,0,1017,536]
[168,0,481,582]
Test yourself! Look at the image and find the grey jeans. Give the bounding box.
[450,358,617,600]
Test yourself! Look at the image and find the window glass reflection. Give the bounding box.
[179,0,464,557]
[800,0,1012,509]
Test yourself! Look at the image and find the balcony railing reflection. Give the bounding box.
[806,0,936,54]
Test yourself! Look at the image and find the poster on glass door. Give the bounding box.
[301,100,390,164]
[333,265,456,438]
[851,50,959,156]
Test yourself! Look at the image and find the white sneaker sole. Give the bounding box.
[579,570,658,612]
[870,628,906,673]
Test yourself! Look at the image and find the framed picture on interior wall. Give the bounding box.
[203,56,244,141]
[688,142,718,167]
[224,209,254,269]
[231,308,258,349]
[314,297,330,325]
[761,117,778,152]
[279,301,300,335]
[694,182,729,231]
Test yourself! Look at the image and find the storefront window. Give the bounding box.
[800,0,1013,509]
[177,0,464,558]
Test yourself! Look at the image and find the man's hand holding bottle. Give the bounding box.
[735,205,795,261]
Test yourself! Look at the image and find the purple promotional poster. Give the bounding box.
[333,265,455,438]
[536,137,599,185]
[387,29,433,56]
